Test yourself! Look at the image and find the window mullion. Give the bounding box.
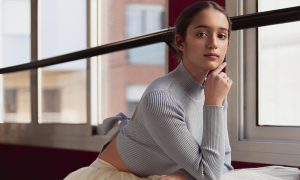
[30,0,39,125]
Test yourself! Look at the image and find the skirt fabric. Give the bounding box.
[64,158,160,180]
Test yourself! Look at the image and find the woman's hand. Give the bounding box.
[204,62,232,106]
[158,171,187,180]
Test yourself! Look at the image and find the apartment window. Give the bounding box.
[42,89,61,113]
[41,89,61,123]
[126,4,165,65]
[4,89,17,113]
[226,0,300,166]
[3,89,19,123]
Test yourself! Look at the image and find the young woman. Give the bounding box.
[65,1,233,179]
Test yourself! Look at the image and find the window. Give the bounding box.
[226,0,300,166]
[96,0,167,124]
[0,0,168,151]
[126,4,166,64]
[258,0,300,126]
[4,89,17,113]
[39,0,87,124]
[0,0,31,123]
[1,0,30,67]
[42,89,61,113]
[42,89,61,123]
[3,89,18,123]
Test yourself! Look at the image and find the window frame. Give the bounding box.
[226,0,300,166]
[0,0,101,151]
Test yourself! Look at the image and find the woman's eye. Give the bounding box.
[196,32,207,38]
[218,34,227,40]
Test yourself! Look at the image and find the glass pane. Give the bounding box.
[126,4,165,65]
[258,0,300,11]
[126,84,147,115]
[98,0,167,123]
[100,1,167,44]
[258,0,300,126]
[39,0,87,124]
[0,0,31,123]
[1,72,31,123]
[99,49,165,123]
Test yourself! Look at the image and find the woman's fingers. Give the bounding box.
[210,62,227,77]
[219,72,227,79]
[204,62,233,106]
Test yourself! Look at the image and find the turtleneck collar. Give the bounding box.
[172,62,204,101]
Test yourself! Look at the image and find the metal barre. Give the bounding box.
[0,5,300,74]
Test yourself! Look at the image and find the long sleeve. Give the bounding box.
[180,102,233,179]
[141,91,226,180]
[223,101,233,172]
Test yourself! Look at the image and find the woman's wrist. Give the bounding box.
[204,99,223,106]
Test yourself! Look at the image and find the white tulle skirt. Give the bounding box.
[64,158,160,180]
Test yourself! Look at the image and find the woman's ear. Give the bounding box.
[175,34,185,52]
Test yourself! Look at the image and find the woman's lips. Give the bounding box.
[203,53,219,59]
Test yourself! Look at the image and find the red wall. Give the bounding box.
[0,143,98,180]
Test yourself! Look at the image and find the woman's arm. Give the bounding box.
[157,100,233,180]
[142,63,232,180]
[142,91,225,180]
[223,99,234,172]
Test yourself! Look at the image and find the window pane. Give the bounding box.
[99,51,165,121]
[126,84,147,116]
[42,89,61,113]
[100,1,167,44]
[39,0,87,124]
[5,89,17,113]
[258,0,300,126]
[98,0,167,123]
[0,0,31,123]
[126,4,165,65]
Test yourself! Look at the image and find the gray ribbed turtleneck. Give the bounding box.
[116,63,233,180]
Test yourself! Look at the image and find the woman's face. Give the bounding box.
[177,8,229,72]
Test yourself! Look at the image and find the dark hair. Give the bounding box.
[173,1,231,59]
[175,1,231,39]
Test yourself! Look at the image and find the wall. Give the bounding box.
[0,143,98,179]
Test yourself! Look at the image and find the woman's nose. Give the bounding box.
[206,36,218,49]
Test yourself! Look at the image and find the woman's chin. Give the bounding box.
[204,63,221,71]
